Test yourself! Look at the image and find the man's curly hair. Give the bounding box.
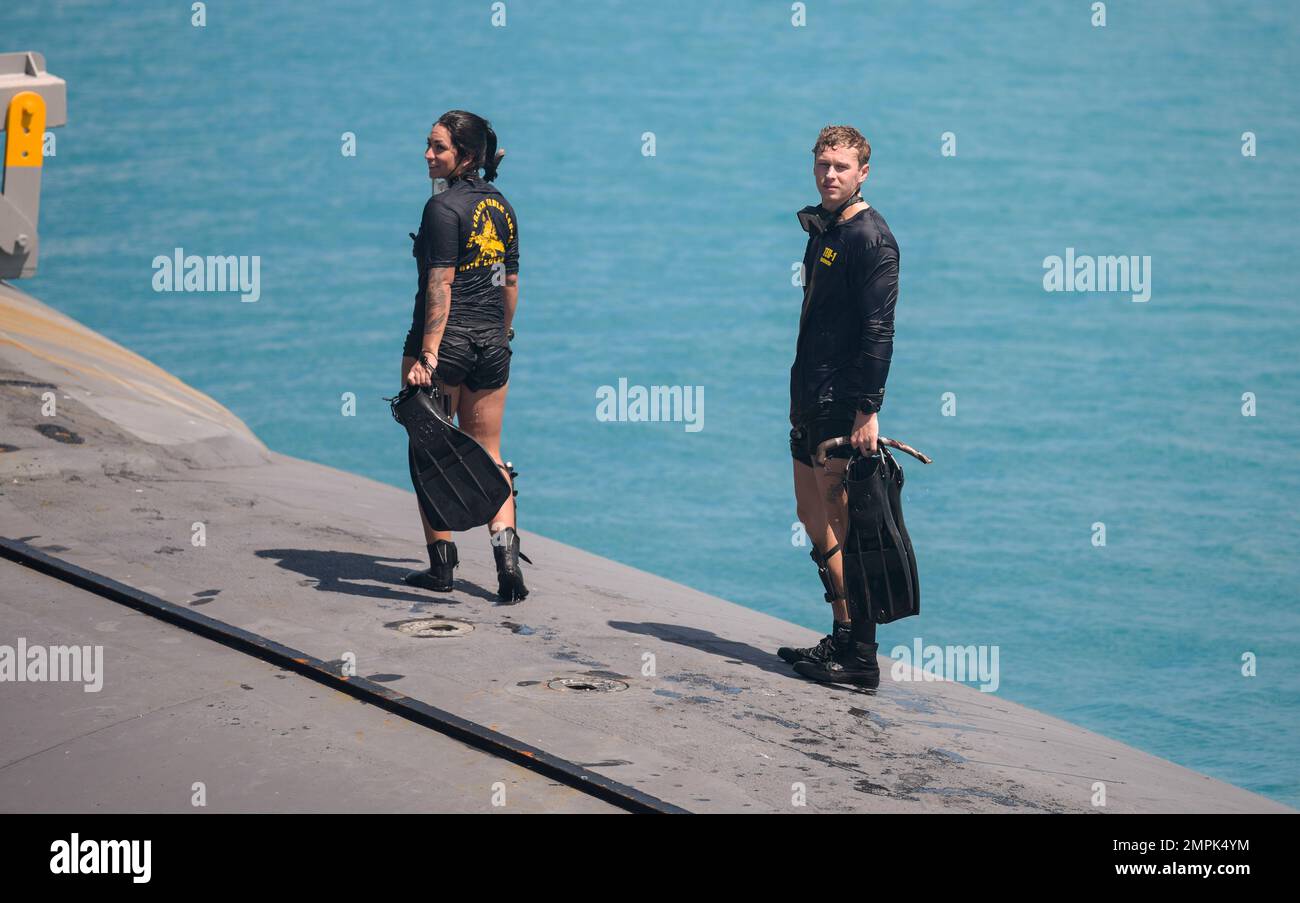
[812,125,871,166]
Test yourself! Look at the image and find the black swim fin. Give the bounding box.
[841,446,919,624]
[388,384,511,532]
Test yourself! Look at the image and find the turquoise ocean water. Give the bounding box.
[6,0,1298,806]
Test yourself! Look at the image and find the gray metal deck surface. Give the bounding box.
[0,561,618,813]
[1,280,1290,813]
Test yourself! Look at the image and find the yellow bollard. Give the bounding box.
[5,90,46,169]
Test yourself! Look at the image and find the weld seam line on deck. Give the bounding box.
[0,536,689,815]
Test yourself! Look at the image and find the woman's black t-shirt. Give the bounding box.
[406,175,519,355]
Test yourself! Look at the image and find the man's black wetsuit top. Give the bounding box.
[404,174,520,390]
[789,204,899,429]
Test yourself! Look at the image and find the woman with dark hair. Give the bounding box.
[401,110,528,603]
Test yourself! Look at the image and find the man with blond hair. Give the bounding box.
[778,125,900,688]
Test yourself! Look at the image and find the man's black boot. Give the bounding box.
[794,630,880,688]
[779,620,851,665]
[403,540,457,592]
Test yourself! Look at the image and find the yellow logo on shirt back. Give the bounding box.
[462,198,514,271]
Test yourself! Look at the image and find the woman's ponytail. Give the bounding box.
[483,125,504,181]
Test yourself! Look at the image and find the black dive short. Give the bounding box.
[406,325,512,392]
[789,414,857,467]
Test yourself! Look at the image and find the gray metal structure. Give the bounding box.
[0,51,66,279]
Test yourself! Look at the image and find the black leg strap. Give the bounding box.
[809,543,842,604]
[816,543,841,561]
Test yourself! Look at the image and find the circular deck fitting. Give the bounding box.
[394,618,474,638]
[547,676,629,694]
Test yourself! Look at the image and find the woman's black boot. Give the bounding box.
[403,540,458,592]
[491,527,529,603]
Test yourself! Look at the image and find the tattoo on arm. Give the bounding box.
[424,271,451,337]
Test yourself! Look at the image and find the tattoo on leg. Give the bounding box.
[817,460,845,509]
